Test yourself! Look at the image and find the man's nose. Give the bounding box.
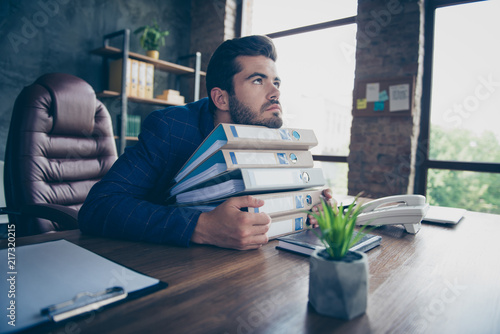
[268,84,280,101]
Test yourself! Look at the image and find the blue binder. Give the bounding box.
[174,123,318,183]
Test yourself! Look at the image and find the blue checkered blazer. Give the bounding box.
[79,98,215,247]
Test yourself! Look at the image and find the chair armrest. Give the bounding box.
[21,204,79,230]
[0,207,20,215]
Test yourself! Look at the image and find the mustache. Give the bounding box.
[261,99,281,112]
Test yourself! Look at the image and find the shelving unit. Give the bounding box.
[91,29,205,154]
[96,90,185,106]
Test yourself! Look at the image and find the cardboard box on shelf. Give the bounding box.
[156,89,185,104]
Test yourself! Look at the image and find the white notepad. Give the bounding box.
[423,206,466,224]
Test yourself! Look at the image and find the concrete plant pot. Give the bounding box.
[309,249,368,320]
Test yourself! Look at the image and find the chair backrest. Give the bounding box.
[4,73,118,236]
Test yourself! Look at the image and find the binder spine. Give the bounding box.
[242,168,325,191]
[254,195,296,215]
[268,213,307,239]
[222,123,318,150]
[130,59,139,97]
[225,150,313,169]
[252,190,322,215]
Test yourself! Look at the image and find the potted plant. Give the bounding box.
[134,20,169,59]
[308,197,371,320]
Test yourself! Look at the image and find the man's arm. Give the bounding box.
[192,189,333,250]
[192,196,271,250]
[79,109,204,247]
[79,106,271,249]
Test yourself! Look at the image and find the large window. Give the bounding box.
[419,0,500,213]
[244,0,357,195]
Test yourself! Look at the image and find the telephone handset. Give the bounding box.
[355,195,429,234]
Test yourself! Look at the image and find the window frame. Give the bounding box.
[240,9,357,164]
[415,0,500,195]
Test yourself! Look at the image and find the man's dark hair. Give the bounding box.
[206,35,277,114]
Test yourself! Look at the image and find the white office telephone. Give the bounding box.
[355,195,429,234]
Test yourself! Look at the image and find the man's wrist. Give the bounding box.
[191,212,207,244]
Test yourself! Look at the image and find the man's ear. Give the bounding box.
[211,88,230,112]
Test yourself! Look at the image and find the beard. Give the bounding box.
[228,94,283,129]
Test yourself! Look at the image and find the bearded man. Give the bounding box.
[79,35,332,250]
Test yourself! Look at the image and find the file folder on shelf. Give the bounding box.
[173,167,325,205]
[130,59,139,97]
[174,123,318,183]
[109,58,131,96]
[137,61,146,98]
[170,149,314,196]
[145,63,154,99]
[0,240,166,334]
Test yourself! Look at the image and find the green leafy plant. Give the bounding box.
[309,195,372,260]
[134,20,170,51]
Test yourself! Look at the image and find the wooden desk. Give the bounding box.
[3,211,500,333]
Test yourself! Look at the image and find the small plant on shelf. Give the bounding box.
[134,20,169,59]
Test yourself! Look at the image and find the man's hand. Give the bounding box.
[191,196,271,250]
[307,188,334,228]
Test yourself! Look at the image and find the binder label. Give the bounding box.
[229,151,238,165]
[232,125,287,141]
[268,218,294,237]
[256,196,295,214]
[268,215,305,238]
[231,151,279,165]
[295,217,304,231]
[279,129,292,140]
[277,153,289,165]
[295,195,304,209]
[230,125,239,138]
[248,169,298,187]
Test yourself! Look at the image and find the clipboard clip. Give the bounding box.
[40,286,127,322]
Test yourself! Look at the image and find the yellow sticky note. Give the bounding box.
[357,98,367,110]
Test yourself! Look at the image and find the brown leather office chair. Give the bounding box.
[2,73,118,237]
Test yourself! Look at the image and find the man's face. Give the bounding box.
[228,55,283,129]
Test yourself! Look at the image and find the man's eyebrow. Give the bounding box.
[246,72,281,82]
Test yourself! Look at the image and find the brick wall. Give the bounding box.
[348,0,425,198]
[190,0,241,99]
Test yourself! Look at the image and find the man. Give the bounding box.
[79,35,332,250]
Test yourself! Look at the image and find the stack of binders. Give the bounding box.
[167,123,326,239]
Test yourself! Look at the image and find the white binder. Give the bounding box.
[174,167,325,204]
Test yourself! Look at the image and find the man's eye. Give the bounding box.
[274,81,281,88]
[252,78,263,84]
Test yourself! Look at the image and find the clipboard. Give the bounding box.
[40,286,127,322]
[0,239,167,333]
